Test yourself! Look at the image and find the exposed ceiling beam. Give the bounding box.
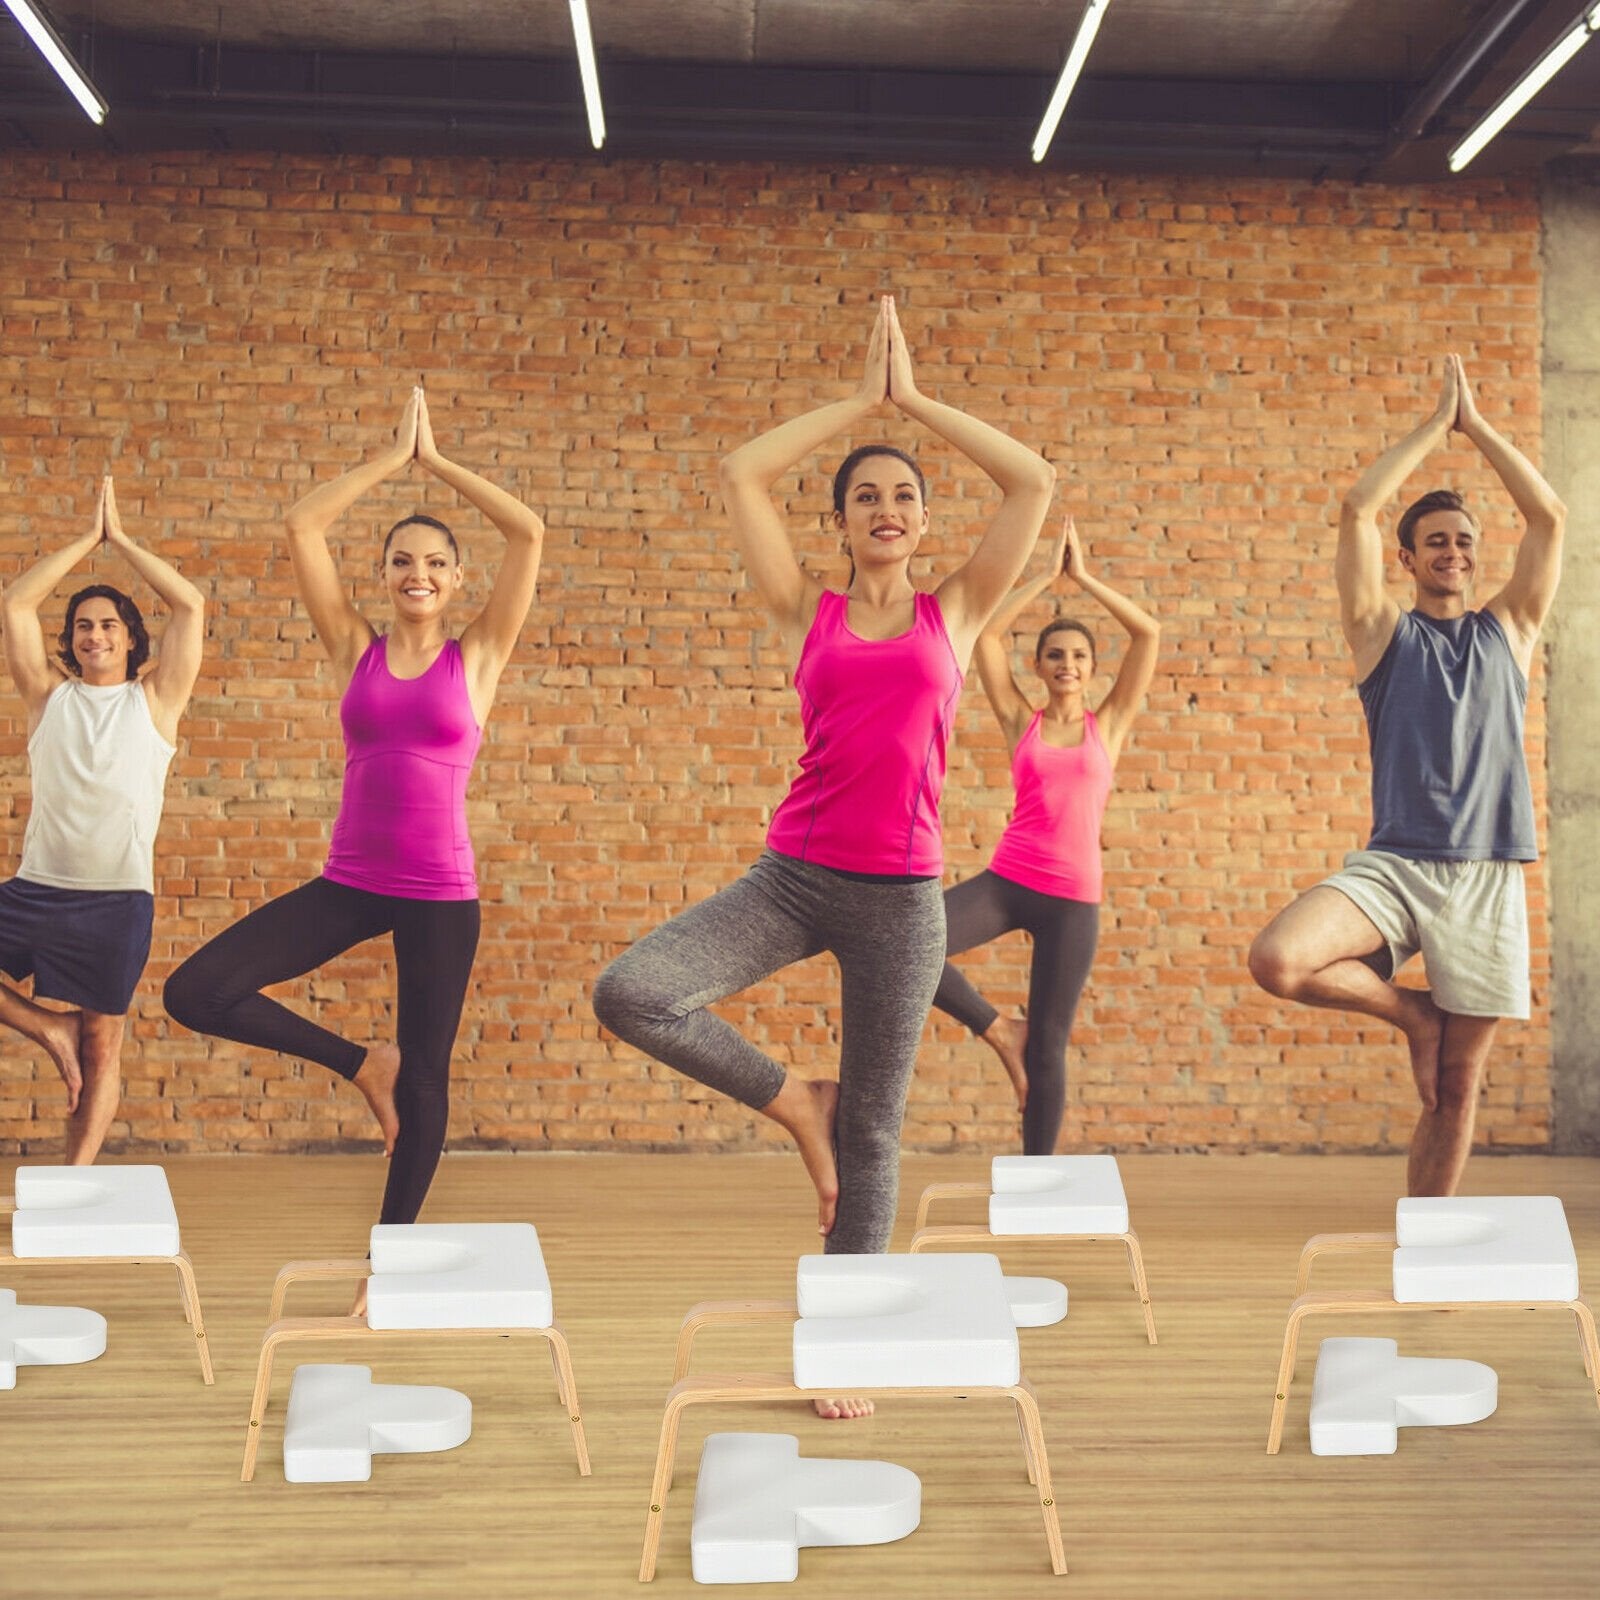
[0,31,1399,175]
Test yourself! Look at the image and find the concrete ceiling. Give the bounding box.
[5,0,1599,179]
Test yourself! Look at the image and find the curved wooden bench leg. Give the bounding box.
[639,1389,694,1581]
[173,1253,214,1384]
[545,1324,590,1476]
[1266,1301,1310,1455]
[913,1181,990,1233]
[1011,1382,1066,1576]
[1012,1393,1038,1485]
[1573,1301,1600,1410]
[548,1340,568,1405]
[267,1268,296,1325]
[241,1328,287,1482]
[174,1262,194,1325]
[1122,1231,1158,1344]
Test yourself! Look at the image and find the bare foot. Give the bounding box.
[354,1043,401,1156]
[799,1079,841,1237]
[981,1014,1028,1110]
[40,1009,83,1115]
[1395,988,1445,1111]
[760,1074,841,1236]
[812,1396,875,1420]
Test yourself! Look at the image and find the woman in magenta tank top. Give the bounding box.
[166,388,543,1229]
[933,515,1160,1153]
[595,297,1055,1415]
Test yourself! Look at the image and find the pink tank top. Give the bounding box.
[766,590,963,875]
[988,709,1113,902]
[324,637,483,900]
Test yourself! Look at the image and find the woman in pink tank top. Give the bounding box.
[166,388,543,1233]
[932,515,1160,1154]
[596,296,1056,1418]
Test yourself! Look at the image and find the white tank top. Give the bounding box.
[19,678,176,894]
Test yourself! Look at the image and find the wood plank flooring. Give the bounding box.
[1,1151,1595,1599]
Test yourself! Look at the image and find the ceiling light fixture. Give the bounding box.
[3,0,108,124]
[1448,1,1600,172]
[1031,0,1112,164]
[569,0,606,150]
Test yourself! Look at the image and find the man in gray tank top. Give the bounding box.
[1249,356,1565,1196]
[0,478,204,1162]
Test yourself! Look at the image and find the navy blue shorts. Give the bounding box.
[0,878,154,1016]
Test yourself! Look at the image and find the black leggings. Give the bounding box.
[164,876,480,1224]
[931,870,1099,1155]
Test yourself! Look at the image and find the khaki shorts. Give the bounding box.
[1318,850,1530,1021]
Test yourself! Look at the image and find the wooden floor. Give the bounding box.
[1,1150,1596,1600]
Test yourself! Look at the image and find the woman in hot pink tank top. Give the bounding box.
[595,300,1056,1406]
[166,388,543,1231]
[932,516,1160,1154]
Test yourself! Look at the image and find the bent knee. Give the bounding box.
[162,965,208,1032]
[592,956,662,1043]
[162,957,240,1035]
[1247,933,1300,997]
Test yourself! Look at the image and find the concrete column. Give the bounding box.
[1543,158,1600,1153]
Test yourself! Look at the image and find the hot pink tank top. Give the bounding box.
[766,590,964,876]
[324,637,483,900]
[987,709,1112,902]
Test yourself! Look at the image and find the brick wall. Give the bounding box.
[0,153,1550,1156]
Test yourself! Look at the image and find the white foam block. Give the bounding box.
[282,1364,472,1483]
[1309,1337,1497,1456]
[0,1288,107,1388]
[366,1223,553,1331]
[792,1254,1019,1390]
[1393,1196,1580,1304]
[988,1155,1130,1236]
[691,1433,920,1584]
[1003,1275,1069,1328]
[12,1166,180,1258]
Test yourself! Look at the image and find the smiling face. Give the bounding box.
[382,523,463,621]
[68,596,135,683]
[1399,509,1477,599]
[1034,622,1096,702]
[834,452,929,575]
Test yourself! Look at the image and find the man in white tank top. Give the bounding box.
[0,477,203,1161]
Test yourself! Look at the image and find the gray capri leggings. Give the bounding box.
[592,849,946,1254]
[932,869,1100,1155]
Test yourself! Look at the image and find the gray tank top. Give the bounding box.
[1357,608,1535,861]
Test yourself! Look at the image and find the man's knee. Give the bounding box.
[1247,929,1300,997]
[1434,1040,1495,1112]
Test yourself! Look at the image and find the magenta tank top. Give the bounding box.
[324,637,483,900]
[988,709,1113,902]
[766,590,964,876]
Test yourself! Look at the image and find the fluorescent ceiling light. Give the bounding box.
[1448,1,1600,172]
[4,0,108,124]
[1032,0,1112,163]
[569,0,606,150]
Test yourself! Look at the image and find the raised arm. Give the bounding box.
[284,389,420,679]
[0,483,103,719]
[718,299,889,642]
[1460,356,1566,666]
[1060,516,1160,764]
[1338,360,1456,677]
[892,301,1055,666]
[972,520,1073,750]
[416,392,544,714]
[101,478,205,740]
